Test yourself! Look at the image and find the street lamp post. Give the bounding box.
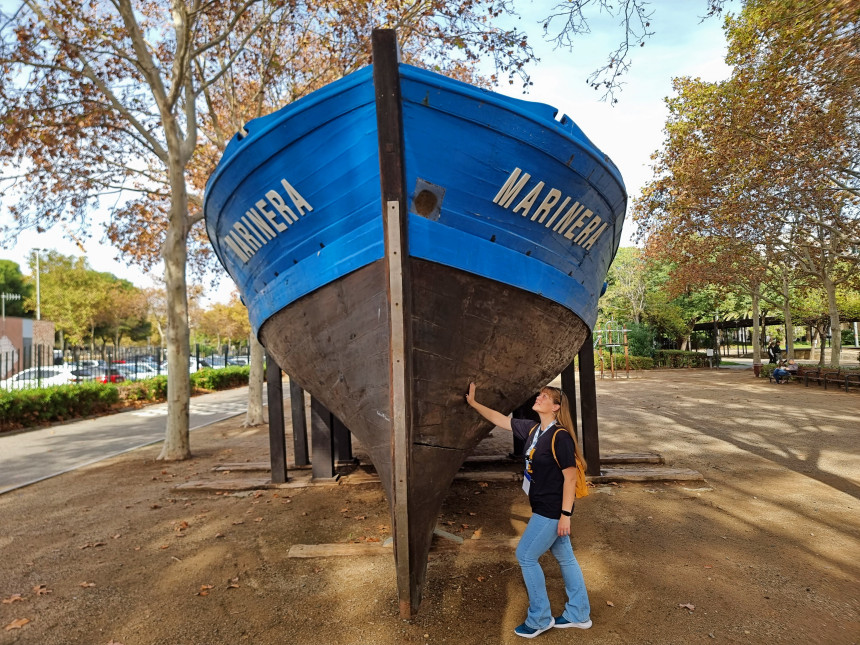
[33,248,42,321]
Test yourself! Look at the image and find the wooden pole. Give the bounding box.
[373,28,417,618]
[560,359,578,433]
[578,330,601,476]
[265,352,288,484]
[289,379,310,467]
[310,397,335,480]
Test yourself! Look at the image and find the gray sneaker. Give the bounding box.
[554,615,592,629]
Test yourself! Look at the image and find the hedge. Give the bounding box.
[653,350,713,368]
[0,382,120,431]
[594,352,654,370]
[1,366,251,432]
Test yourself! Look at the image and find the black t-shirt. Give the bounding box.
[512,418,577,519]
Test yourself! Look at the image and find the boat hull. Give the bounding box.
[259,258,588,612]
[205,36,625,616]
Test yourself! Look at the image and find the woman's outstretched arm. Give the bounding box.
[465,382,512,431]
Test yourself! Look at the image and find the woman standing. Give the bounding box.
[466,382,592,638]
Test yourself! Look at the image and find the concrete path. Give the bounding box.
[0,385,270,495]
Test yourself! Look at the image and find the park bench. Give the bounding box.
[843,373,860,393]
[805,368,841,389]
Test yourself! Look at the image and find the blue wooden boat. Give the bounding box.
[204,31,626,617]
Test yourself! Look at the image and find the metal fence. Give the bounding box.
[1,344,251,389]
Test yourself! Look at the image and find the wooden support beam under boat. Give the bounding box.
[373,28,418,618]
[266,353,287,484]
[289,380,310,467]
[578,331,601,475]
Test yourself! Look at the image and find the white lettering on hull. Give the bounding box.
[221,178,314,263]
[493,167,608,251]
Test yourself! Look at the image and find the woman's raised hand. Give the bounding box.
[465,382,476,407]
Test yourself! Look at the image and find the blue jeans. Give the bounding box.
[515,513,590,628]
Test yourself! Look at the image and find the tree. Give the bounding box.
[634,0,859,366]
[0,0,543,461]
[0,260,32,317]
[27,252,110,346]
[93,280,151,349]
[600,247,647,324]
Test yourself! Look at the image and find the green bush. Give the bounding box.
[0,382,120,431]
[595,351,654,370]
[653,350,713,368]
[626,323,656,358]
[190,366,250,390]
[120,375,169,402]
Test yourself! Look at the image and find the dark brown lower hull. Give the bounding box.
[259,258,588,615]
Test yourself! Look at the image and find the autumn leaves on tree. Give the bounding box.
[634,0,859,366]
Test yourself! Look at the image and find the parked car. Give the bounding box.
[158,357,212,374]
[115,363,160,381]
[0,366,77,390]
[70,367,126,384]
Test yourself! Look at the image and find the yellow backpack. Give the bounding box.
[530,424,590,499]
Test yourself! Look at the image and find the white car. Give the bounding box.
[115,363,161,381]
[0,366,77,390]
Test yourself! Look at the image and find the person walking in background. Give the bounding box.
[767,340,777,364]
[466,382,591,638]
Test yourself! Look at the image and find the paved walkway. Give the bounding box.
[0,385,273,495]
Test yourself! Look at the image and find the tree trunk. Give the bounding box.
[157,169,192,461]
[243,331,266,427]
[823,275,841,366]
[780,271,794,361]
[751,284,762,364]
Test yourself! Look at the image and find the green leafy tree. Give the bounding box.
[0,260,33,317]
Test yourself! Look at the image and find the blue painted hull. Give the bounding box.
[204,60,626,616]
[205,64,626,335]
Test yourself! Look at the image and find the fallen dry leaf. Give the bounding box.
[478,482,489,488]
[2,594,24,604]
[254,517,263,522]
[606,600,615,607]
[111,534,121,540]
[80,582,96,588]
[477,576,486,582]
[196,584,215,597]
[4,618,30,631]
[106,640,125,645]
[679,603,695,611]
[215,533,225,539]
[33,585,51,596]
[178,521,189,529]
[232,520,244,525]
[704,565,713,569]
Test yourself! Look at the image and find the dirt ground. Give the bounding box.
[0,369,858,645]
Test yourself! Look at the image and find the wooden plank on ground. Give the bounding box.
[288,543,391,558]
[600,453,665,465]
[592,467,704,483]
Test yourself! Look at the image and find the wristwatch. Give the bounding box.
[560,509,572,517]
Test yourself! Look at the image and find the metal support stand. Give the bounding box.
[265,352,288,484]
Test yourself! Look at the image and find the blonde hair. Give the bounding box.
[541,386,586,469]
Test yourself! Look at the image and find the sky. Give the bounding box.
[0,1,732,305]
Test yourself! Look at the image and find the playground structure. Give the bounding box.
[594,320,630,379]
